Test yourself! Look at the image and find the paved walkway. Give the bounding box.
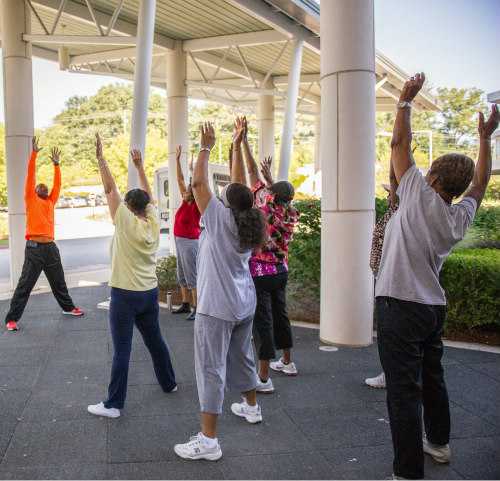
[0,286,499,480]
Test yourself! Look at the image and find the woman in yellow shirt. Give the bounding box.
[87,134,177,419]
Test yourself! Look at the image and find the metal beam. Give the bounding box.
[70,46,164,65]
[225,0,320,54]
[273,73,319,84]
[68,66,164,84]
[183,29,287,52]
[375,74,388,91]
[186,80,279,96]
[24,34,138,46]
[31,0,175,50]
[192,51,265,82]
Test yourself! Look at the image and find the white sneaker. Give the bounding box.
[365,372,386,389]
[423,437,451,463]
[87,402,120,418]
[231,400,263,424]
[174,433,222,461]
[256,377,275,393]
[270,358,298,376]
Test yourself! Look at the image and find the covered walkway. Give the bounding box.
[0,285,499,479]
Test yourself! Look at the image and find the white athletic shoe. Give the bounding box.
[174,433,222,461]
[270,358,298,376]
[87,402,120,418]
[256,377,275,393]
[365,372,386,389]
[231,399,262,424]
[423,437,451,464]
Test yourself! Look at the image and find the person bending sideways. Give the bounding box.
[376,73,499,480]
[88,134,176,419]
[235,116,299,393]
[174,122,266,461]
[4,138,84,332]
[171,145,201,321]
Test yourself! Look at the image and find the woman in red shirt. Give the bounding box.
[172,146,201,321]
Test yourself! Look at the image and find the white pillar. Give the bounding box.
[128,0,156,189]
[1,0,34,287]
[257,82,275,161]
[314,103,321,173]
[278,39,303,180]
[320,0,376,347]
[166,42,189,254]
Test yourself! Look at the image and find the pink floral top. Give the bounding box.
[250,181,299,277]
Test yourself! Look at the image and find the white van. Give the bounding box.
[154,164,231,232]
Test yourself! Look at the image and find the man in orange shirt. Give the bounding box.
[5,137,84,332]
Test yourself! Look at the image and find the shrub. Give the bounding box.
[441,249,500,329]
[375,197,389,221]
[156,255,178,291]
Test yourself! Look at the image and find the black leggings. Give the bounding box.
[252,272,293,361]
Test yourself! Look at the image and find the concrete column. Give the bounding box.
[128,0,156,189]
[1,0,34,287]
[166,42,189,254]
[314,102,321,173]
[278,39,303,180]
[257,82,275,161]
[320,0,376,346]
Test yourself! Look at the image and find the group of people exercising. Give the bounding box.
[3,72,499,479]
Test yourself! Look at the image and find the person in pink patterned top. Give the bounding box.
[236,117,299,394]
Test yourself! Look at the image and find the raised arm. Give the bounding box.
[130,149,153,201]
[95,133,121,220]
[464,104,499,208]
[25,137,41,199]
[391,73,425,182]
[192,122,216,214]
[48,147,62,203]
[231,116,248,185]
[241,117,261,188]
[388,155,399,206]
[260,156,274,188]
[175,145,188,196]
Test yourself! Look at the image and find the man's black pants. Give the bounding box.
[5,242,75,323]
[376,296,450,480]
[252,272,293,360]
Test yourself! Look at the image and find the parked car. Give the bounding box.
[56,197,71,209]
[95,194,107,206]
[71,197,87,208]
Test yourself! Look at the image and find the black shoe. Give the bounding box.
[173,303,190,314]
[186,309,196,321]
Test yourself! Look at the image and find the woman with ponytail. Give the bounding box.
[174,122,266,462]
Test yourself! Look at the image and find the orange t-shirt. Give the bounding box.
[25,151,61,240]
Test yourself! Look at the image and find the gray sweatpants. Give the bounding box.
[175,236,198,289]
[194,313,257,414]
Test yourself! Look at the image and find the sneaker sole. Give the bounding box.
[87,407,120,419]
[174,446,222,461]
[256,388,275,394]
[271,368,298,376]
[365,382,386,389]
[7,328,18,332]
[231,406,262,424]
[62,312,84,317]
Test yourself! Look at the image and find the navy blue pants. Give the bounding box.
[105,287,176,409]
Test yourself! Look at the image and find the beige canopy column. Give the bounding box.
[1,0,35,287]
[320,0,376,346]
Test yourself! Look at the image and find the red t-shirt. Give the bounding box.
[174,200,201,239]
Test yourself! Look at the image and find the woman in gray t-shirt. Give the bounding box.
[174,122,266,462]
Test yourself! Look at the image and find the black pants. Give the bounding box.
[376,296,450,480]
[5,242,75,323]
[252,272,293,360]
[105,287,176,409]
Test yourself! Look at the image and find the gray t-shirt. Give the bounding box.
[375,166,477,305]
[196,195,256,321]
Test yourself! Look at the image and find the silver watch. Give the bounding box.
[397,101,412,109]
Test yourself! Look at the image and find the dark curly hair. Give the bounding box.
[428,153,475,198]
[225,183,267,251]
[271,181,295,204]
[124,188,150,215]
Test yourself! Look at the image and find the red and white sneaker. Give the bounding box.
[63,307,84,317]
[6,321,18,331]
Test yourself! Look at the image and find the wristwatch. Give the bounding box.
[397,101,412,109]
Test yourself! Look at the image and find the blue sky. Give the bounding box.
[0,0,498,128]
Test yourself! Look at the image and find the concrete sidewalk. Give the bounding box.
[0,285,499,480]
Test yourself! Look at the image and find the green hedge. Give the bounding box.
[441,249,500,329]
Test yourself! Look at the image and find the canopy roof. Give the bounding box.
[3,0,439,114]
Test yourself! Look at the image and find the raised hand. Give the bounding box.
[32,137,42,153]
[176,145,182,161]
[130,149,143,169]
[50,147,61,165]
[242,116,248,141]
[478,104,500,140]
[399,72,425,103]
[95,133,104,161]
[200,122,216,151]
[232,116,245,145]
[260,156,274,187]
